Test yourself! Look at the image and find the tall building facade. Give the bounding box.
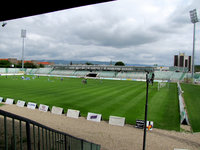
[174,53,192,72]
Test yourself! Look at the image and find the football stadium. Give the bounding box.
[1,0,200,150]
[0,66,200,149]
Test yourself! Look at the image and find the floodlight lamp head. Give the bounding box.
[189,9,199,23]
[2,22,7,27]
[21,29,26,38]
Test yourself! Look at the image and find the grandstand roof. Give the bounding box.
[24,61,33,63]
[54,64,155,72]
[0,0,114,21]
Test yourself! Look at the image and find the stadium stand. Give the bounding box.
[116,72,145,79]
[25,68,33,74]
[96,71,116,78]
[31,68,38,74]
[0,68,6,73]
[1,66,198,82]
[25,68,38,75]
[74,70,90,76]
[116,72,127,78]
[171,72,185,80]
[50,70,75,76]
[131,72,146,79]
[154,71,172,80]
[7,68,21,74]
[35,68,53,74]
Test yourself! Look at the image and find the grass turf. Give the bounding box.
[181,83,200,132]
[0,76,180,131]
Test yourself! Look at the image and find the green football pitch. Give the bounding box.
[0,76,180,131]
[181,83,200,132]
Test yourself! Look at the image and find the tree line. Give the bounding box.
[0,60,44,68]
[81,61,125,66]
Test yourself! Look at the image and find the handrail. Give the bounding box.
[0,109,100,150]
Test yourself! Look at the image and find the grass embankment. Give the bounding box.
[181,83,200,132]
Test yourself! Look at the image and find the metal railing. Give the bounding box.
[0,109,101,150]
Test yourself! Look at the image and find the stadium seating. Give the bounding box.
[154,71,172,80]
[1,67,197,82]
[96,71,116,78]
[154,71,188,81]
[50,70,75,76]
[131,72,146,79]
[73,70,89,76]
[116,72,126,78]
[7,68,21,74]
[0,68,21,74]
[0,68,6,73]
[116,72,146,79]
[30,68,38,74]
[35,68,53,74]
[25,68,33,74]
[171,72,184,80]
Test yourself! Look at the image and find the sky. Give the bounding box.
[0,0,200,66]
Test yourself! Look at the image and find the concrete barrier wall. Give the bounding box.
[177,82,189,125]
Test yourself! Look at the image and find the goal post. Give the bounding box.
[157,82,167,91]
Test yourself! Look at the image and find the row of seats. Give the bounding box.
[116,72,146,79]
[0,68,197,81]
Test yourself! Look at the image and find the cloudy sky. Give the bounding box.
[0,0,200,66]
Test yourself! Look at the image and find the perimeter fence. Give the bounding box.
[0,109,100,150]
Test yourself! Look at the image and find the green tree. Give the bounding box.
[85,62,93,65]
[24,62,37,68]
[16,62,37,68]
[39,64,44,68]
[0,60,11,68]
[195,65,200,72]
[115,61,125,66]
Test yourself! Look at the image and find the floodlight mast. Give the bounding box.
[21,29,26,69]
[189,9,199,80]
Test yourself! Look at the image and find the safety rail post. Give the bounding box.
[55,132,57,149]
[64,134,67,150]
[4,116,8,150]
[33,124,36,150]
[42,128,44,150]
[26,121,31,150]
[38,126,41,150]
[46,129,48,150]
[48,130,51,149]
[19,120,23,150]
[81,140,83,150]
[12,118,16,150]
[52,131,54,150]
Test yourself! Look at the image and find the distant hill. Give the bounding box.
[37,60,153,67]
